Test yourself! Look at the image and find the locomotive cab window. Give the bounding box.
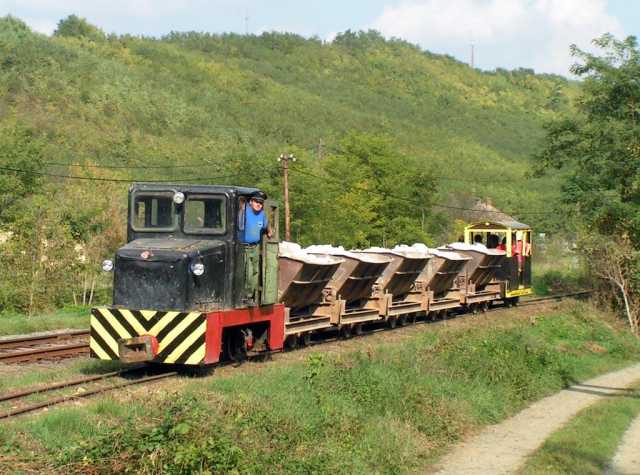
[184,195,226,234]
[132,193,176,231]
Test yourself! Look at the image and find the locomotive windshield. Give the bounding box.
[184,195,226,234]
[131,192,176,231]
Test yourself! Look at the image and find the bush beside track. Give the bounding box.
[2,301,639,474]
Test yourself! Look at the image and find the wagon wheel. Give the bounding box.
[387,317,398,329]
[398,315,408,327]
[353,324,364,336]
[300,332,312,347]
[481,302,489,313]
[285,334,299,350]
[341,325,353,339]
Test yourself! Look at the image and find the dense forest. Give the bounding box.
[0,15,574,313]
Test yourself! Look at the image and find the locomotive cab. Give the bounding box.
[464,220,533,300]
[111,183,279,311]
[90,183,284,366]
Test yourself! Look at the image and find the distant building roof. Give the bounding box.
[465,198,530,230]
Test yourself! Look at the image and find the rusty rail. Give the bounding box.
[0,371,177,420]
[0,329,89,350]
[0,342,90,364]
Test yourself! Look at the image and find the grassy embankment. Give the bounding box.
[521,383,640,475]
[0,307,89,336]
[1,301,639,474]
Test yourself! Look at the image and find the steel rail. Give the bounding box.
[0,330,89,350]
[0,342,90,364]
[0,367,147,403]
[0,371,177,420]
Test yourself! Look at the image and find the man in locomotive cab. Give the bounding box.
[239,191,273,306]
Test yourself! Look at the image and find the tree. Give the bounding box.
[53,15,105,41]
[535,34,640,333]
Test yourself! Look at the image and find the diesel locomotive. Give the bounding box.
[90,183,533,367]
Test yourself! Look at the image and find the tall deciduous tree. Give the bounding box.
[536,34,640,333]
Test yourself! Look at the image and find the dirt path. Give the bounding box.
[431,363,640,475]
[607,414,640,475]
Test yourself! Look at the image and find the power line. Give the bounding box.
[0,166,252,184]
[44,161,220,170]
[288,165,553,217]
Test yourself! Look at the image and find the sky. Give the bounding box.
[1,0,639,76]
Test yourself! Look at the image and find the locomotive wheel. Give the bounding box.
[354,324,364,336]
[387,317,398,329]
[224,329,247,363]
[341,325,353,339]
[398,315,408,327]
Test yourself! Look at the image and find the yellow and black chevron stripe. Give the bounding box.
[90,308,206,365]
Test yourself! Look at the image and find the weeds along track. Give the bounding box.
[0,330,90,364]
[0,367,177,420]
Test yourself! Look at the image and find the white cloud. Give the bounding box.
[370,0,625,75]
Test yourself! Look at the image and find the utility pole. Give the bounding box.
[278,153,296,241]
[470,43,475,69]
[244,11,249,35]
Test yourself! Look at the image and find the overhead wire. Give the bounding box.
[1,162,554,216]
[287,165,554,217]
[0,165,251,184]
[43,161,219,169]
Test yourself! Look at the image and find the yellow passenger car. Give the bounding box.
[464,220,533,302]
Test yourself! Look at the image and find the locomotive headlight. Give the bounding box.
[190,262,205,276]
[173,192,185,205]
[102,259,114,272]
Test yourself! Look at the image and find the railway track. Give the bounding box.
[0,329,90,364]
[0,367,177,420]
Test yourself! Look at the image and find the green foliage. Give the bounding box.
[54,15,105,41]
[0,122,44,217]
[536,34,640,242]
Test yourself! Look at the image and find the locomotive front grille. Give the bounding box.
[114,258,188,311]
[90,307,206,365]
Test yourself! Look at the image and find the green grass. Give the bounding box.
[0,306,90,336]
[2,302,639,474]
[532,238,589,296]
[521,384,640,475]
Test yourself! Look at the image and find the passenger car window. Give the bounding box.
[184,195,226,234]
[132,194,175,230]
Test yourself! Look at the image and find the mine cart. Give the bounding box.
[354,246,431,324]
[464,220,533,304]
[412,244,469,317]
[278,242,344,336]
[306,245,391,332]
[441,243,506,311]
